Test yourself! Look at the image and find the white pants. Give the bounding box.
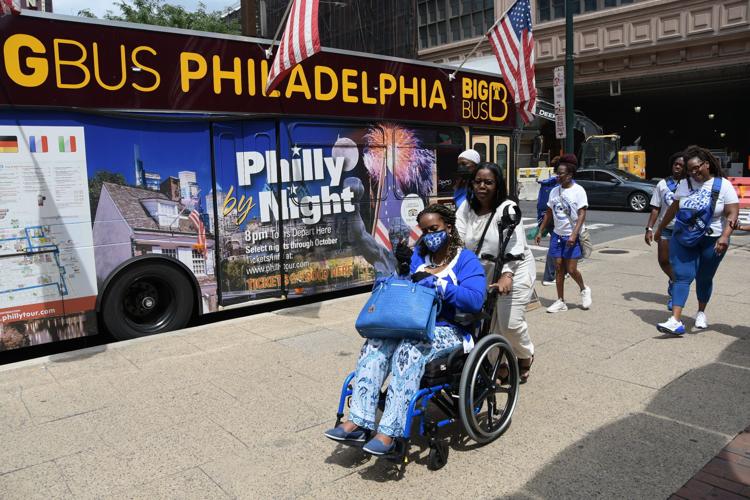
[483,253,535,360]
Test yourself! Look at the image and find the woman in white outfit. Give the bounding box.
[456,162,536,382]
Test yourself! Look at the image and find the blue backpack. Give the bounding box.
[673,177,722,247]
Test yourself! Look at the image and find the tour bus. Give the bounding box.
[0,10,518,352]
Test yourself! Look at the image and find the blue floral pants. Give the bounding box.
[349,326,462,438]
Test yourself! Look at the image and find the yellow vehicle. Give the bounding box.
[580,134,646,178]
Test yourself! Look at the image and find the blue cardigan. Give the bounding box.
[410,248,486,328]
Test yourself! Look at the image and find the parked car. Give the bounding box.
[573,168,657,212]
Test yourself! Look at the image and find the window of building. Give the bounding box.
[418,0,494,50]
[192,250,207,276]
[537,0,634,23]
[162,248,177,259]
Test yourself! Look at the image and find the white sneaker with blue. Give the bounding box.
[657,316,685,335]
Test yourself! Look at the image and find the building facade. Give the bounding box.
[226,0,418,58]
[419,0,750,178]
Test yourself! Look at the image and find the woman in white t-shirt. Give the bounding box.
[535,154,592,313]
[456,163,536,382]
[654,146,739,334]
[644,152,685,311]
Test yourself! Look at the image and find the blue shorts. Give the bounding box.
[549,232,582,260]
[661,227,673,240]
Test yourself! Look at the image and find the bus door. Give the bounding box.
[469,132,511,191]
[212,121,285,305]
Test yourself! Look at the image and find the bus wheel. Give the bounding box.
[101,262,194,341]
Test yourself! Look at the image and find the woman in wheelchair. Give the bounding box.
[324,204,486,456]
[456,162,537,382]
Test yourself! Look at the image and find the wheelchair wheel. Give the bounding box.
[458,334,520,444]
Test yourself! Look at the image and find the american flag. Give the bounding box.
[374,219,392,251]
[0,0,20,16]
[189,210,207,255]
[488,0,537,124]
[266,0,320,94]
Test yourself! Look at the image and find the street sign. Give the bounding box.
[553,66,566,139]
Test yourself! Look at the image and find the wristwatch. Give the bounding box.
[645,227,653,232]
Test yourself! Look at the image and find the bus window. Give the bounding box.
[393,126,465,200]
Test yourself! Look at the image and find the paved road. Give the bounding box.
[518,200,648,254]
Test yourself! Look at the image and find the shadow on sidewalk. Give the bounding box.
[509,337,750,498]
[622,290,669,307]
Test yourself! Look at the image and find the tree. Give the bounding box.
[79,0,240,35]
[89,171,128,219]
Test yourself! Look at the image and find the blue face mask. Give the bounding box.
[423,230,448,253]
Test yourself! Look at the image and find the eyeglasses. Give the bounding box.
[472,179,496,187]
[687,161,706,174]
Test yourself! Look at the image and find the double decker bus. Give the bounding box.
[0,10,517,351]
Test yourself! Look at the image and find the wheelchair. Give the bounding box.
[333,327,520,471]
[332,208,523,472]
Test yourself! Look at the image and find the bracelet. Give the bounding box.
[645,227,653,232]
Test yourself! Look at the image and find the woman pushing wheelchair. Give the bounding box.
[324,204,486,456]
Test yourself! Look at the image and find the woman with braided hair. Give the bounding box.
[325,204,486,456]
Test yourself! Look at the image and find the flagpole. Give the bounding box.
[448,1,516,81]
[265,0,296,58]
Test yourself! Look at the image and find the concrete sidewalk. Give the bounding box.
[1,234,749,499]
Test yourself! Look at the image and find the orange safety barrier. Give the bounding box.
[728,177,750,208]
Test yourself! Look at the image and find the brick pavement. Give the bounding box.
[672,425,750,499]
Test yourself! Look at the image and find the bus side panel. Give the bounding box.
[215,119,467,301]
[0,111,219,351]
[0,118,97,351]
[213,120,284,304]
[85,117,218,313]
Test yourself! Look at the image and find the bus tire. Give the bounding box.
[101,261,194,341]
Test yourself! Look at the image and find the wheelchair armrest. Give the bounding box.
[453,311,481,328]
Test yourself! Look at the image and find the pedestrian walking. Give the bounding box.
[535,154,592,312]
[655,146,739,334]
[456,162,536,382]
[453,149,481,208]
[537,156,559,286]
[645,152,685,310]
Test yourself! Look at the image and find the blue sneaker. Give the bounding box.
[362,437,396,456]
[657,317,685,335]
[324,425,368,443]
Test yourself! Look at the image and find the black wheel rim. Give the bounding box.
[120,275,177,333]
[466,343,517,440]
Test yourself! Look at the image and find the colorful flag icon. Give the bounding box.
[0,135,19,153]
[57,135,77,153]
[29,135,49,153]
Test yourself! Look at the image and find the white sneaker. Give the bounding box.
[695,312,708,329]
[657,316,686,335]
[581,286,592,309]
[542,280,555,286]
[546,299,568,313]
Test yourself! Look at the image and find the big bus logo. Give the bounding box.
[461,77,508,123]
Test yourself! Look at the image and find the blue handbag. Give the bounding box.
[355,276,440,342]
[673,177,722,247]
